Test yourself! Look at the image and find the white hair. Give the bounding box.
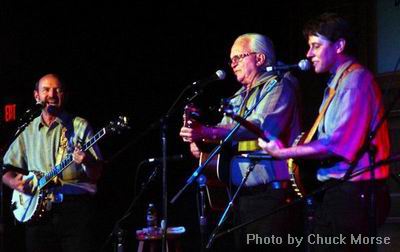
[235,33,276,67]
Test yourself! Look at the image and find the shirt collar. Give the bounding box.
[232,72,277,98]
[328,58,356,89]
[37,111,70,130]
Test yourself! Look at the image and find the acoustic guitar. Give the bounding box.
[183,104,230,211]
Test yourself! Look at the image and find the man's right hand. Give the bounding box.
[2,171,37,195]
[179,125,208,143]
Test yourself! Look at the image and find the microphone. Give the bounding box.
[192,70,226,87]
[47,105,58,114]
[145,154,185,163]
[266,59,311,72]
[20,101,45,121]
[35,101,46,109]
[29,101,45,112]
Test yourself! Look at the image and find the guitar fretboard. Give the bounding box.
[38,128,106,189]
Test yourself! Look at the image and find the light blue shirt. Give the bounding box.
[316,60,390,181]
[221,72,302,186]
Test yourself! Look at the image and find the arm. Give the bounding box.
[179,125,230,143]
[73,148,103,182]
[2,170,36,194]
[258,138,335,160]
[2,132,33,193]
[72,118,104,182]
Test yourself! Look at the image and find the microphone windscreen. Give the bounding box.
[35,101,45,109]
[215,70,226,80]
[298,59,311,71]
[47,105,58,114]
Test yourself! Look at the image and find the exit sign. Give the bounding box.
[4,103,16,122]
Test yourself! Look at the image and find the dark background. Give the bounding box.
[1,0,399,251]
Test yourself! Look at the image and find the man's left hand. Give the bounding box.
[258,138,284,158]
[73,147,87,165]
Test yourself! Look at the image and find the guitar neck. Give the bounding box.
[229,114,269,142]
[38,128,106,189]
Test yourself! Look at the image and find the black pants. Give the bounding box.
[233,184,304,251]
[25,194,97,252]
[312,180,390,252]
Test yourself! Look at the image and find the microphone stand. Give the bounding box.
[102,162,161,252]
[368,143,377,252]
[159,81,211,252]
[340,83,400,252]
[102,79,210,252]
[206,159,257,249]
[196,175,207,252]
[160,115,168,252]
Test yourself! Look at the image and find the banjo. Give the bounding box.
[11,116,129,223]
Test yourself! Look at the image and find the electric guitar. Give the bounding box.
[11,116,129,223]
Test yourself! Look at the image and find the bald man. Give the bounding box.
[3,73,103,252]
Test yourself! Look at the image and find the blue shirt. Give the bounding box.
[221,72,302,186]
[316,60,390,181]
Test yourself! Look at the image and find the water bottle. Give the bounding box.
[146,203,158,232]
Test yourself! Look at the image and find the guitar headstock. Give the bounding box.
[183,103,201,128]
[105,115,130,134]
[218,98,234,117]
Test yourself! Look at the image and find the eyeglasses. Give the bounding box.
[229,52,257,65]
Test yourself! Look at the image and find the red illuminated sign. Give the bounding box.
[4,103,16,122]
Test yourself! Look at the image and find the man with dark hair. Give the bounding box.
[259,13,390,251]
[303,12,356,56]
[3,73,103,252]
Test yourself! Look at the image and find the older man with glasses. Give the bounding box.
[180,33,303,250]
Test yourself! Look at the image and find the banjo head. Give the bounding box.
[11,171,42,223]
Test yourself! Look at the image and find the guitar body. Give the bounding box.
[199,143,232,184]
[198,149,231,212]
[199,152,220,181]
[11,171,47,223]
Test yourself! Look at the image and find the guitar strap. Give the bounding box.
[54,127,68,183]
[57,119,80,183]
[237,75,278,152]
[303,62,362,144]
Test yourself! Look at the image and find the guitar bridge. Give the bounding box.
[19,194,24,205]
